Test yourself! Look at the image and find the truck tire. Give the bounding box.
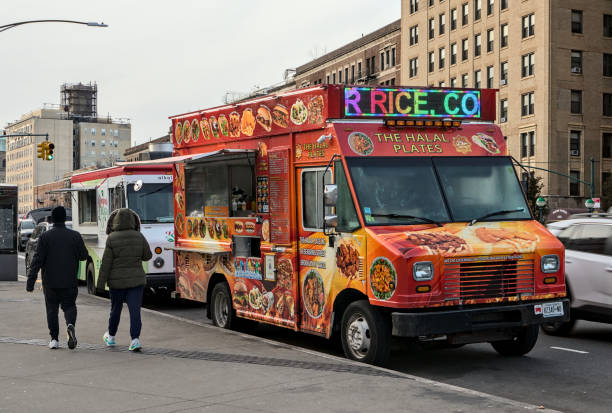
[340,300,391,366]
[490,324,539,356]
[541,318,576,336]
[86,262,97,296]
[210,282,235,329]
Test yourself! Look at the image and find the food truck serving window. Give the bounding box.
[185,159,255,218]
[78,190,97,224]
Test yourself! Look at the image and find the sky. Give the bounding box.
[2,0,401,145]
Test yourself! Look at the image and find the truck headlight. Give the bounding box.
[413,261,434,281]
[541,255,560,273]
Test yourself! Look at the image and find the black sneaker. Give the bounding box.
[67,324,77,350]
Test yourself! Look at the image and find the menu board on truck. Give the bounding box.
[268,148,290,244]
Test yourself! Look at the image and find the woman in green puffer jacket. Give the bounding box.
[97,208,152,351]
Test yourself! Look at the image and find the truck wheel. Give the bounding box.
[491,324,539,356]
[541,318,576,336]
[86,262,97,296]
[341,300,391,366]
[210,283,234,329]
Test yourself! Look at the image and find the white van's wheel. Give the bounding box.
[211,283,234,329]
[491,324,539,356]
[86,262,97,295]
[340,300,391,365]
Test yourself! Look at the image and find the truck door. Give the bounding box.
[297,167,333,335]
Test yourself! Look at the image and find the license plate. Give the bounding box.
[538,302,564,318]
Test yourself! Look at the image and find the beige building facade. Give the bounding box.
[4,107,131,214]
[400,0,612,208]
[294,20,401,88]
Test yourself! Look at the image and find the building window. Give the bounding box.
[520,133,528,158]
[520,131,535,157]
[474,0,482,21]
[391,48,396,66]
[474,70,482,88]
[571,90,582,114]
[326,74,330,83]
[605,14,612,37]
[439,47,445,69]
[429,18,435,39]
[474,33,481,57]
[570,171,580,196]
[604,93,612,116]
[603,133,612,158]
[462,38,468,60]
[101,140,106,147]
[410,25,419,45]
[409,57,418,77]
[603,54,612,77]
[487,0,494,16]
[101,128,106,136]
[114,130,118,137]
[570,130,581,156]
[462,73,469,88]
[501,61,508,85]
[571,50,583,74]
[501,0,508,10]
[380,52,385,71]
[486,29,494,52]
[450,42,457,65]
[345,67,349,82]
[450,77,457,87]
[521,91,535,116]
[429,51,435,72]
[529,131,536,156]
[439,81,445,87]
[521,52,535,77]
[501,23,508,47]
[429,0,434,6]
[451,8,457,30]
[500,99,508,122]
[439,13,446,35]
[357,62,362,78]
[487,65,494,88]
[390,78,395,85]
[338,70,342,83]
[91,140,96,147]
[462,3,469,26]
[571,10,583,34]
[91,128,96,136]
[522,13,535,38]
[410,0,419,14]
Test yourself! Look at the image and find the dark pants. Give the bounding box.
[43,286,78,340]
[108,286,144,339]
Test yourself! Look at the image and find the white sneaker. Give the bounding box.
[129,338,142,352]
[103,332,116,347]
[49,339,59,349]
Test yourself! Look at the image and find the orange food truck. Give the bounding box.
[163,85,568,365]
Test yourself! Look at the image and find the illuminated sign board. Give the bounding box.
[344,87,483,119]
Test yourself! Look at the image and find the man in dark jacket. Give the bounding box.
[27,206,88,349]
[97,208,152,351]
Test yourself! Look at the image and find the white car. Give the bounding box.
[542,216,612,334]
[547,214,611,236]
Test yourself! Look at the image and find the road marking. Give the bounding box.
[550,346,589,354]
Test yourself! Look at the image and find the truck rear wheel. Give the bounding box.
[340,300,391,366]
[490,324,539,356]
[210,282,235,329]
[86,262,97,296]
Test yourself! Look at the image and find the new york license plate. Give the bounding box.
[538,302,564,318]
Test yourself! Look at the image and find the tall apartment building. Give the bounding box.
[400,0,612,208]
[4,105,131,214]
[293,20,401,88]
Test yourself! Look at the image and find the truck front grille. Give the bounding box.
[444,258,535,301]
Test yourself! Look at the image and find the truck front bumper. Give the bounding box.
[145,273,175,290]
[391,299,570,337]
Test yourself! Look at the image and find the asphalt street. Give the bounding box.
[17,254,612,413]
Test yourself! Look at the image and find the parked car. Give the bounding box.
[24,221,73,273]
[17,219,36,251]
[546,214,612,236]
[24,207,72,224]
[542,217,612,335]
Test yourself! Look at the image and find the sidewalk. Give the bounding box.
[0,280,556,413]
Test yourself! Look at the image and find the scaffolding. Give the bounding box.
[60,82,97,120]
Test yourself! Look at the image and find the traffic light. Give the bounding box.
[46,142,54,160]
[37,142,46,159]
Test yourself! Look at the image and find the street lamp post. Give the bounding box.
[0,20,107,33]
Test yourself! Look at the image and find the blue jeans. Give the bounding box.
[108,286,144,339]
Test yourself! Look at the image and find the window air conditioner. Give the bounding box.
[570,149,580,156]
[571,66,582,74]
[500,79,507,85]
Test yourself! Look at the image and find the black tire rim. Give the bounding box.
[213,289,230,327]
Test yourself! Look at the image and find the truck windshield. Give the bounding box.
[127,183,173,224]
[346,157,530,225]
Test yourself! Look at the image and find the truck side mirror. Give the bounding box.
[324,215,338,228]
[324,184,338,207]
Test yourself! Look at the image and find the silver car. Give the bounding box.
[542,217,612,334]
[17,219,36,251]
